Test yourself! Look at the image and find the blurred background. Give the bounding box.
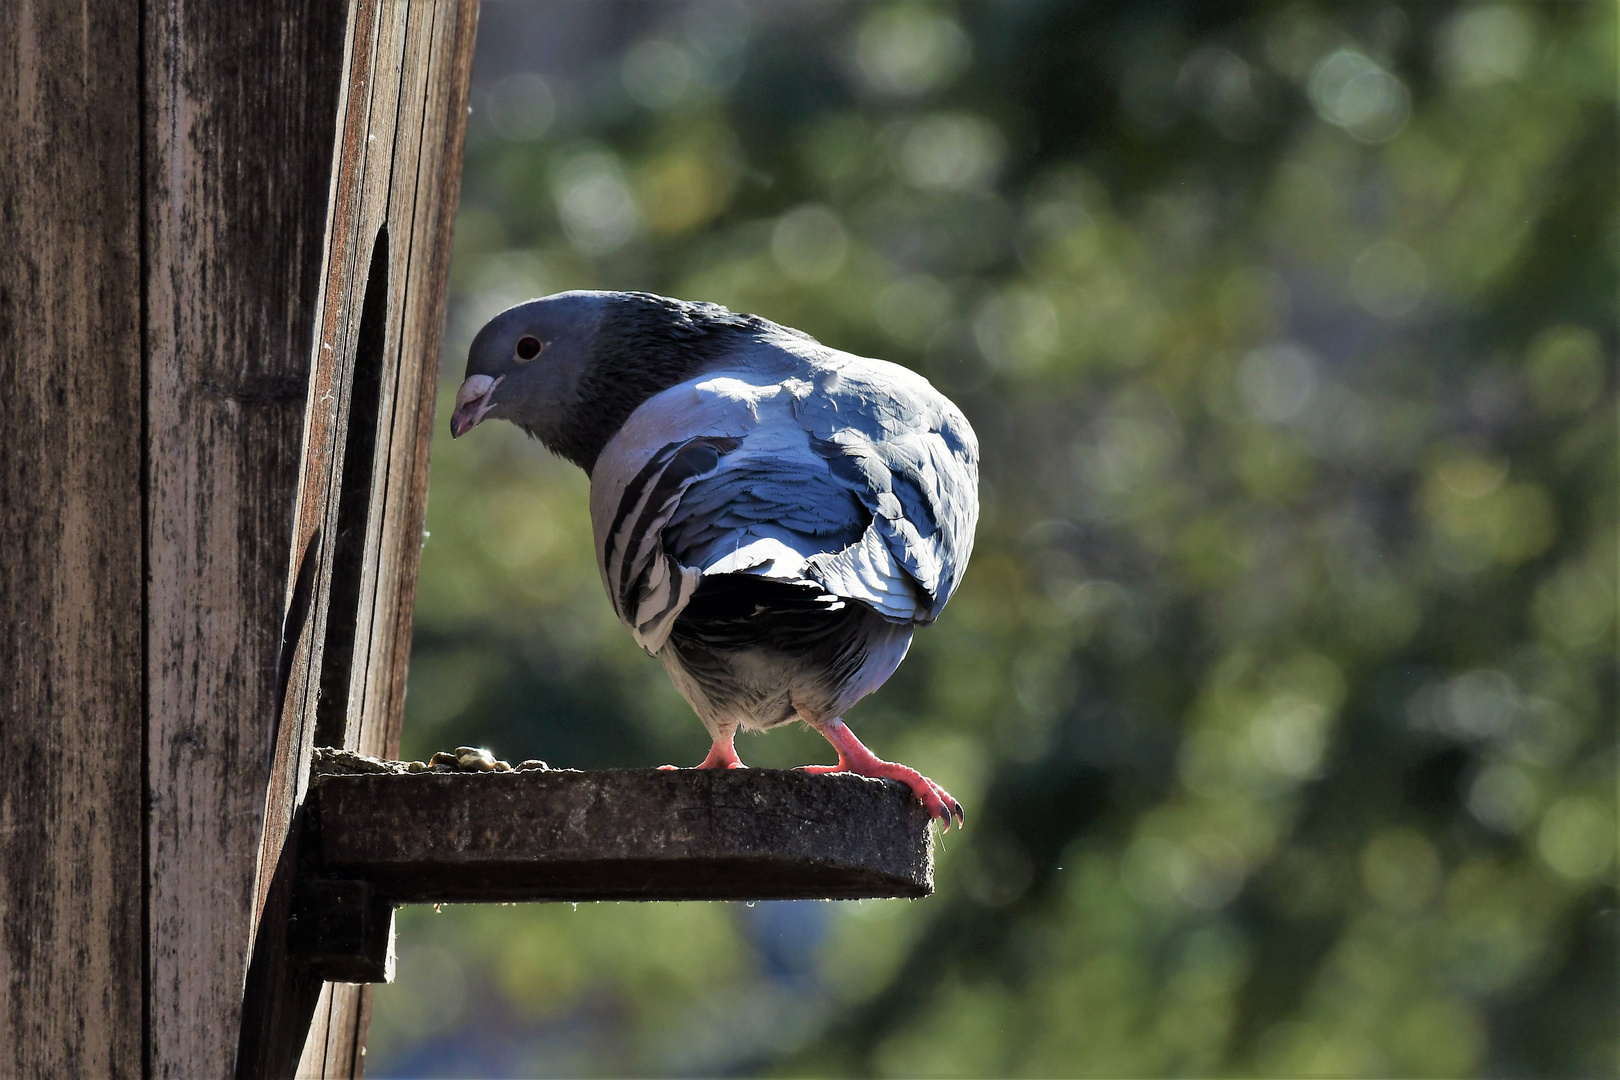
[368,2,1616,1076]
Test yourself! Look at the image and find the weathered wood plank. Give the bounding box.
[319,0,415,756]
[285,767,932,985]
[311,2,479,1072]
[236,6,383,1073]
[141,3,350,1076]
[240,2,477,1075]
[254,0,386,937]
[0,2,145,1076]
[362,0,479,763]
[4,0,472,1074]
[295,982,370,1080]
[309,769,936,904]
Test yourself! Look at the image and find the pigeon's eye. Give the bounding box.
[514,335,545,362]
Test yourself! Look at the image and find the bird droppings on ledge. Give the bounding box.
[427,746,511,772]
[314,745,554,777]
[312,747,409,775]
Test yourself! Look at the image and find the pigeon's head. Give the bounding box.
[451,289,766,472]
[450,290,609,442]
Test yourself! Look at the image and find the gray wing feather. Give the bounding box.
[795,362,979,622]
[598,435,739,652]
[589,343,979,653]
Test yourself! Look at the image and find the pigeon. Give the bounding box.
[450,291,978,826]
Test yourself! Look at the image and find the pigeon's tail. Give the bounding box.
[661,572,912,733]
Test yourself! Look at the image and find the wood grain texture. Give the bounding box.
[237,5,383,1071]
[239,2,477,1075]
[1,0,467,1073]
[361,0,480,763]
[307,4,473,1075]
[306,3,480,1072]
[142,2,349,1076]
[252,0,383,947]
[0,2,145,1077]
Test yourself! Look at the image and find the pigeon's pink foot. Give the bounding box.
[800,717,964,828]
[660,737,747,770]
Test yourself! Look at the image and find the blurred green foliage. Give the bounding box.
[369,2,1616,1076]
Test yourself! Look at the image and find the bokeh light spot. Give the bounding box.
[770,204,849,283]
[1438,5,1536,88]
[973,286,1059,372]
[854,5,971,98]
[1537,796,1616,881]
[1392,997,1485,1078]
[873,273,952,345]
[1468,761,1538,833]
[1308,49,1410,142]
[622,40,695,109]
[1351,239,1428,319]
[552,149,641,255]
[894,114,1004,191]
[1237,343,1318,423]
[487,73,555,141]
[1525,325,1605,415]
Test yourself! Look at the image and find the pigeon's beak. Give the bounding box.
[450,374,503,438]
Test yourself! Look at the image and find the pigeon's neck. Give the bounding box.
[542,294,767,472]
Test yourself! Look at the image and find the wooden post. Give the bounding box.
[239,2,477,1075]
[2,2,474,1077]
[1,5,144,1075]
[143,3,352,1075]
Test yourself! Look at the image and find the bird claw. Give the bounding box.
[662,742,748,770]
[913,774,965,829]
[799,718,965,829]
[795,762,964,830]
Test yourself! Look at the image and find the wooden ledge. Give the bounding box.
[304,761,936,905]
[289,755,936,980]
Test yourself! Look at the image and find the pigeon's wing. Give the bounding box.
[589,369,865,653]
[593,433,742,653]
[589,350,978,653]
[793,354,979,623]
